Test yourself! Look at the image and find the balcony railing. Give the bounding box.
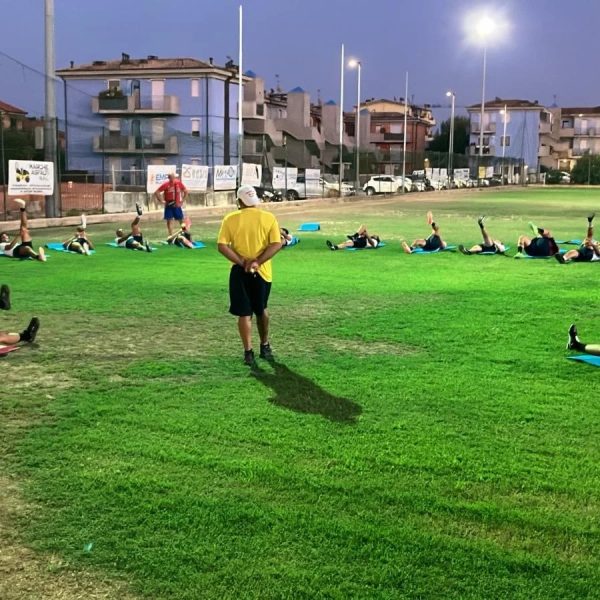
[93,134,179,154]
[575,127,599,137]
[471,122,497,134]
[469,144,495,156]
[92,94,180,115]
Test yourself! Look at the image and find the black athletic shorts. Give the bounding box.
[574,246,594,262]
[229,264,272,317]
[15,241,33,258]
[525,237,552,257]
[353,237,368,249]
[481,243,497,253]
[126,235,143,249]
[423,234,442,251]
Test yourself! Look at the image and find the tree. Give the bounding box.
[428,116,470,155]
[571,154,600,185]
[0,128,44,184]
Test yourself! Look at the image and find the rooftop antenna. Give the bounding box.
[275,74,281,92]
[317,88,321,104]
[552,94,558,107]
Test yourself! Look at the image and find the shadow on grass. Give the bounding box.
[252,362,361,424]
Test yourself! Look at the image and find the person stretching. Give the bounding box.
[555,213,599,264]
[326,224,381,250]
[402,212,446,254]
[0,199,46,261]
[115,204,152,252]
[0,284,40,346]
[514,221,559,258]
[459,216,506,255]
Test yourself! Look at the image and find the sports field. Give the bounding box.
[1,187,599,599]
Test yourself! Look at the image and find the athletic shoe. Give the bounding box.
[588,212,595,224]
[326,240,337,251]
[80,213,87,229]
[21,317,40,343]
[135,202,143,216]
[513,252,524,259]
[567,323,581,350]
[0,284,10,310]
[145,241,152,253]
[244,349,256,367]
[259,343,275,362]
[37,247,47,262]
[554,253,566,264]
[477,216,486,228]
[528,221,538,237]
[458,245,471,255]
[14,198,26,209]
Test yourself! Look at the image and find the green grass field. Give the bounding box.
[2,187,599,599]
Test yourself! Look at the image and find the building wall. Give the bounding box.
[62,74,240,174]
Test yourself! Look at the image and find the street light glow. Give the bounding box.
[446,90,454,98]
[464,9,509,46]
[348,58,360,69]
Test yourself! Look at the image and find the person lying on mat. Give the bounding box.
[326,225,381,250]
[166,223,194,248]
[401,211,446,254]
[63,226,94,255]
[567,324,600,356]
[0,199,46,262]
[280,228,294,246]
[0,284,40,346]
[459,216,506,255]
[555,213,599,264]
[115,204,152,252]
[514,221,559,259]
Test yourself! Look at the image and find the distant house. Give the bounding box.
[57,53,248,178]
[0,100,28,130]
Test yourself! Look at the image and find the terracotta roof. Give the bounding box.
[561,106,600,116]
[0,100,27,115]
[58,56,222,73]
[467,99,543,110]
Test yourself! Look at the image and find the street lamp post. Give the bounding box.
[283,134,288,197]
[349,59,361,192]
[402,71,408,193]
[0,111,6,220]
[446,91,455,188]
[338,43,345,195]
[478,45,487,185]
[500,104,508,184]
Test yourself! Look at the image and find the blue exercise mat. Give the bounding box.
[568,354,600,367]
[298,223,320,231]
[411,245,457,254]
[159,240,206,249]
[46,242,96,254]
[556,239,582,245]
[346,241,386,251]
[106,242,158,250]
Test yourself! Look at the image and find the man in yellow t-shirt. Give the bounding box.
[217,185,282,366]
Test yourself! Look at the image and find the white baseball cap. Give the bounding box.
[236,185,260,206]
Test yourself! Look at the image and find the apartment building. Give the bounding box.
[467,99,554,177]
[57,53,247,175]
[551,107,600,171]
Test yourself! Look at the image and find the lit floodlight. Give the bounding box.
[348,58,360,69]
[464,9,509,46]
[446,90,454,97]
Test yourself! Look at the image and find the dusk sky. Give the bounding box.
[2,0,599,122]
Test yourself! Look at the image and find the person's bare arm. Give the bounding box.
[247,242,282,272]
[6,235,19,250]
[217,243,245,268]
[116,234,129,244]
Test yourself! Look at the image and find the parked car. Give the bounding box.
[280,175,355,200]
[254,186,284,202]
[320,175,356,196]
[363,175,412,195]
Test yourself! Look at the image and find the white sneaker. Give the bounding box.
[37,247,47,262]
[14,198,26,209]
[80,213,87,228]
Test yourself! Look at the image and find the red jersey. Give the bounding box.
[157,180,187,206]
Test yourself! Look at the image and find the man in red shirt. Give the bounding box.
[154,173,188,236]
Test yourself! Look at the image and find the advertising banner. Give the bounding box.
[181,164,209,192]
[147,165,177,193]
[8,160,54,195]
[213,165,238,191]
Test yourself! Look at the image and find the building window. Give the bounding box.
[107,79,121,93]
[191,118,200,137]
[501,136,511,147]
[190,158,201,165]
[561,119,572,128]
[191,79,200,97]
[107,118,121,135]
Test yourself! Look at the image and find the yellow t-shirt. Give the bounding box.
[217,208,281,282]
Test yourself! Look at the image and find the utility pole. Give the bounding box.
[45,0,60,217]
